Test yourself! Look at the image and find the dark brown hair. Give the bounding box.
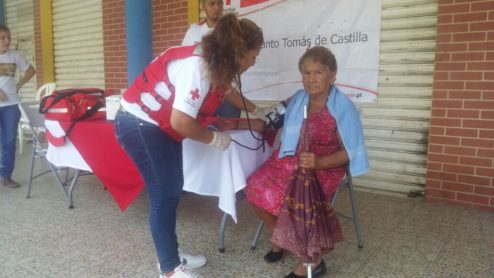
[202,13,263,89]
[298,46,337,73]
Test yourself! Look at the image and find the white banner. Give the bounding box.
[225,0,381,102]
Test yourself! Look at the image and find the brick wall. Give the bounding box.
[102,0,127,91]
[426,0,494,211]
[102,0,189,90]
[151,0,189,56]
[34,1,189,91]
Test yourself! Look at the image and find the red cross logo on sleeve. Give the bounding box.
[190,88,200,100]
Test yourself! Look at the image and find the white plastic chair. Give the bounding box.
[35,82,56,101]
[18,83,56,154]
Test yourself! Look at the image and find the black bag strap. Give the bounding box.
[39,92,69,114]
[64,101,105,140]
[39,88,105,114]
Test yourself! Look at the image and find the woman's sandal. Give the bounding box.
[263,249,283,263]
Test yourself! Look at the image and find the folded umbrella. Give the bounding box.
[272,105,344,277]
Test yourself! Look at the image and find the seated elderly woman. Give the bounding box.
[244,46,369,278]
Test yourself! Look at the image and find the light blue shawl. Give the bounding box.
[279,86,370,177]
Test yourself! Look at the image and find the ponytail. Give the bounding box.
[202,13,263,89]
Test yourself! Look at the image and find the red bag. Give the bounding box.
[40,88,109,142]
[39,88,107,121]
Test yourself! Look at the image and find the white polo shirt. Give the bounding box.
[182,21,212,46]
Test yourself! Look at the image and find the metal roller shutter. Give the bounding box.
[52,0,104,89]
[354,0,437,194]
[253,0,436,195]
[5,0,36,101]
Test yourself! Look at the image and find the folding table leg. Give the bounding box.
[218,213,228,253]
[67,169,81,209]
[46,161,70,201]
[62,168,70,184]
[26,146,37,199]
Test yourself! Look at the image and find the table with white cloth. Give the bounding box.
[45,119,272,222]
[182,130,272,222]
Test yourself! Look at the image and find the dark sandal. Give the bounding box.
[263,249,283,263]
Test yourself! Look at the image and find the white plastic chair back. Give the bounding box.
[35,83,56,101]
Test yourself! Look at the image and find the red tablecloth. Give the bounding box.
[46,118,273,219]
[56,120,144,211]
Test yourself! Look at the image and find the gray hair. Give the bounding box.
[298,46,337,73]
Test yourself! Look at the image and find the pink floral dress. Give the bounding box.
[244,107,346,216]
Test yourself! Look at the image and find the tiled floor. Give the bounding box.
[0,144,493,277]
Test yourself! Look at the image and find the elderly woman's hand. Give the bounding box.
[299,152,318,169]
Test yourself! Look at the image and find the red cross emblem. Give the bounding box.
[190,88,200,100]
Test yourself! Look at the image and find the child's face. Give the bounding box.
[0,31,11,53]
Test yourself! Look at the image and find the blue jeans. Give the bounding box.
[114,111,183,272]
[0,104,21,178]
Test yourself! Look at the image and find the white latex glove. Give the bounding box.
[253,105,276,123]
[208,131,232,150]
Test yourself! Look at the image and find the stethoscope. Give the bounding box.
[230,75,267,152]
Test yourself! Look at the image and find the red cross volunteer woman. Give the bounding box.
[114,13,264,278]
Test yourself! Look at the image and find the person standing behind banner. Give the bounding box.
[115,14,265,278]
[183,0,256,119]
[0,24,36,189]
[182,0,223,46]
